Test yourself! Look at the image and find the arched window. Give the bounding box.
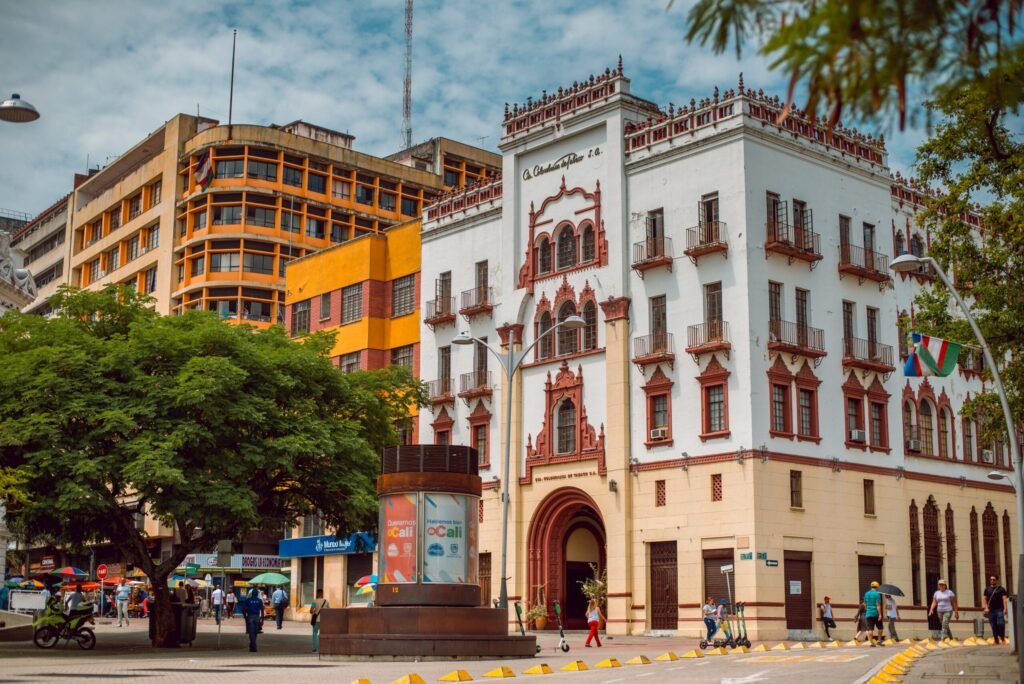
[556,399,577,454]
[537,311,553,360]
[536,237,552,274]
[582,301,597,351]
[894,230,905,255]
[557,302,579,356]
[580,223,595,262]
[910,234,925,257]
[938,407,952,458]
[919,401,935,456]
[903,400,916,448]
[556,226,577,270]
[964,418,975,461]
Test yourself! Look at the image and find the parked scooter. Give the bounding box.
[699,599,736,650]
[514,601,543,654]
[735,601,752,647]
[553,600,570,652]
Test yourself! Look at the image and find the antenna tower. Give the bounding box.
[402,0,413,149]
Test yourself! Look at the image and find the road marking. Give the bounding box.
[602,679,624,683]
[636,673,655,678]
[721,671,769,683]
[744,654,869,664]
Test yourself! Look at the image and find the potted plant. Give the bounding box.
[527,583,549,630]
[577,563,607,627]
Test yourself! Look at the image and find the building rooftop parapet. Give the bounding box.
[624,74,888,169]
[11,194,70,243]
[424,173,503,225]
[502,57,630,141]
[890,171,983,228]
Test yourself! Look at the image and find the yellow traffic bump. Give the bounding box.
[595,658,622,668]
[807,642,823,648]
[883,664,908,676]
[523,664,553,675]
[561,661,589,672]
[439,671,473,682]
[483,666,515,678]
[730,646,750,654]
[680,649,704,659]
[947,638,962,646]
[859,640,876,647]
[883,639,898,645]
[935,641,952,649]
[751,644,770,652]
[869,673,903,684]
[770,643,789,651]
[392,677,427,684]
[706,647,729,656]
[625,655,651,665]
[844,640,860,647]
[892,655,915,667]
[655,652,679,661]
[352,680,372,684]
[825,641,842,648]
[986,637,996,645]
[789,642,805,649]
[899,639,913,644]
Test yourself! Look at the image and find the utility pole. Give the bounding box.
[402,0,413,149]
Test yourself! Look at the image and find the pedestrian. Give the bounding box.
[141,594,149,618]
[212,585,224,625]
[702,596,717,641]
[272,585,289,629]
[817,596,837,640]
[983,575,1009,644]
[310,589,328,653]
[115,578,131,627]
[226,588,236,619]
[884,594,900,641]
[173,581,188,604]
[852,602,868,642]
[241,587,263,653]
[863,581,884,646]
[928,579,958,640]
[185,582,196,605]
[583,598,604,647]
[65,583,85,613]
[39,585,51,607]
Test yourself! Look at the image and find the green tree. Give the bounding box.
[0,286,421,647]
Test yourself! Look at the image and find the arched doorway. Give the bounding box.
[527,487,605,630]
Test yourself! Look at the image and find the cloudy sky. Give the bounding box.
[2,0,926,216]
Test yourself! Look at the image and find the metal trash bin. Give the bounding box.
[974,615,986,637]
[179,603,198,645]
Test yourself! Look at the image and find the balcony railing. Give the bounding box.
[631,236,673,276]
[767,319,826,358]
[632,332,675,368]
[838,243,891,283]
[765,220,822,264]
[459,286,494,317]
[427,378,454,404]
[684,221,728,261]
[686,320,731,357]
[458,370,492,398]
[424,297,456,327]
[842,336,895,373]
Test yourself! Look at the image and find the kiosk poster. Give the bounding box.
[381,493,418,583]
[422,493,467,583]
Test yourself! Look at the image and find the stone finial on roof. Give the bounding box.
[738,72,744,94]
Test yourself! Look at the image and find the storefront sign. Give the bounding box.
[277,532,376,559]
[381,494,418,583]
[178,552,288,570]
[521,147,600,181]
[422,494,468,584]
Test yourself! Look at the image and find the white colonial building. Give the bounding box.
[418,63,1016,639]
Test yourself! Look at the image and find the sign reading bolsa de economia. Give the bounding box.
[380,493,418,583]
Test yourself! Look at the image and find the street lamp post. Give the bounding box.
[891,253,1022,674]
[453,314,586,611]
[0,94,40,123]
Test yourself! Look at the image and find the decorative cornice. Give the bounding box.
[599,296,630,322]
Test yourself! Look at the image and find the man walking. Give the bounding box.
[211,585,224,625]
[271,585,288,629]
[983,575,1009,644]
[115,578,131,628]
[928,579,958,640]
[863,581,884,646]
[241,587,263,653]
[884,594,900,641]
[225,588,236,619]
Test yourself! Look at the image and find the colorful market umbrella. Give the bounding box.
[356,584,375,596]
[353,574,378,588]
[247,572,290,586]
[167,576,202,588]
[49,566,88,579]
[18,579,44,589]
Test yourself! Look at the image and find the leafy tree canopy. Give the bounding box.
[0,285,421,645]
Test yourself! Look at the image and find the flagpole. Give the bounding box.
[228,29,237,137]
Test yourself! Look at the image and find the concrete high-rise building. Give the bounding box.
[10,193,71,315]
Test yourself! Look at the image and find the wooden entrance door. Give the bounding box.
[784,551,812,630]
[650,541,678,630]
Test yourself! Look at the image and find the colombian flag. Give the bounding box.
[904,332,961,377]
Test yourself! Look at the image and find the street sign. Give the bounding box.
[186,563,200,574]
[204,574,213,583]
[721,564,734,573]
[766,559,779,567]
[739,552,753,560]
[96,564,108,580]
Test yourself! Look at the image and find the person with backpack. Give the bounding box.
[310,589,328,653]
[271,585,289,629]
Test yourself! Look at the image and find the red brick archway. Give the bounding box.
[527,487,605,629]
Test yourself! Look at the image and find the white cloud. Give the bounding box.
[1,0,919,215]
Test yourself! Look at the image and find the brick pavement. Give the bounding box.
[891,644,1018,683]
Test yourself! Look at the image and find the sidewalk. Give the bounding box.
[897,644,1017,682]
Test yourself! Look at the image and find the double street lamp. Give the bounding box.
[453,313,587,610]
[891,253,1022,674]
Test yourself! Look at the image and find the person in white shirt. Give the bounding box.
[884,594,900,641]
[212,587,224,625]
[114,579,132,627]
[928,579,958,640]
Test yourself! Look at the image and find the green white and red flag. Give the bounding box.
[903,332,961,377]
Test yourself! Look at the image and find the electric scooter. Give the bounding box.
[553,600,570,652]
[699,600,736,650]
[514,601,543,654]
[735,601,752,647]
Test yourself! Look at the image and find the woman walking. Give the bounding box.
[584,599,604,648]
[310,589,328,653]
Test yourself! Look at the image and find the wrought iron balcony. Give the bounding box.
[631,236,673,277]
[427,377,455,405]
[632,332,674,369]
[838,243,891,285]
[459,286,494,318]
[424,297,456,328]
[684,221,728,262]
[767,320,826,359]
[842,336,896,374]
[686,320,731,359]
[458,370,492,400]
[765,218,822,265]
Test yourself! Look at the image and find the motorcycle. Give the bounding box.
[33,597,96,650]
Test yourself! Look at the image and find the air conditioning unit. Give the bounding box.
[981,449,995,464]
[140,247,148,254]
[98,270,107,277]
[907,438,922,452]
[650,427,669,440]
[849,429,867,443]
